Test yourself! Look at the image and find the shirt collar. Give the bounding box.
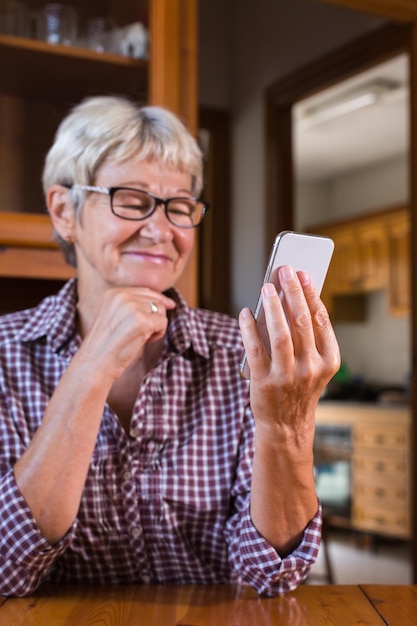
[16,279,210,360]
[164,288,210,360]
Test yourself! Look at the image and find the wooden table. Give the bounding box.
[0,583,416,625]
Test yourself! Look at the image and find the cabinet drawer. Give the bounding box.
[352,503,410,538]
[354,425,408,451]
[353,454,408,479]
[353,481,408,509]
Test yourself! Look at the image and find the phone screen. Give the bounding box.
[239,230,334,379]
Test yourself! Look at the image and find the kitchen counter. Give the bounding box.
[316,400,410,426]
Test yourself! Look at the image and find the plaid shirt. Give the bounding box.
[0,279,321,597]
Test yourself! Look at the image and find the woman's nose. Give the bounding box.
[140,203,173,241]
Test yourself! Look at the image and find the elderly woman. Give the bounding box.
[0,96,340,597]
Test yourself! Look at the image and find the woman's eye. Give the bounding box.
[113,190,152,210]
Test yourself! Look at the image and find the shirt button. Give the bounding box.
[141,574,151,584]
[130,427,140,438]
[123,471,132,481]
[131,527,142,539]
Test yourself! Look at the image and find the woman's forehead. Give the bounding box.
[95,157,193,188]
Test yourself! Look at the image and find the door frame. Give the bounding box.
[266,7,417,581]
[198,107,231,314]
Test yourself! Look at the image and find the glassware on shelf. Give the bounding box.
[0,2,150,62]
[86,16,116,53]
[34,3,77,46]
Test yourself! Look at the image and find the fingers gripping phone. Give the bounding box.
[239,230,334,379]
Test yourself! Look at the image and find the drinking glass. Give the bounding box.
[87,16,116,53]
[36,3,77,46]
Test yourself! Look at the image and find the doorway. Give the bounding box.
[265,22,411,237]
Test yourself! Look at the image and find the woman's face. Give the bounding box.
[71,157,196,295]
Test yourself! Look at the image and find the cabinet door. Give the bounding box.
[327,227,361,294]
[315,208,409,320]
[387,210,410,316]
[357,221,389,291]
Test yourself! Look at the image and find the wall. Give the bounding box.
[335,292,411,385]
[296,154,408,228]
[198,0,233,109]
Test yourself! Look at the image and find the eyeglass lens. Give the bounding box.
[111,188,205,227]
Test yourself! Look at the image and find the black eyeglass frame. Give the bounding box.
[63,184,210,228]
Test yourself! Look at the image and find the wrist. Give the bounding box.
[254,419,315,456]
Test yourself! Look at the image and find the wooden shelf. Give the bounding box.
[0,212,74,280]
[0,212,55,248]
[0,35,148,101]
[0,247,75,280]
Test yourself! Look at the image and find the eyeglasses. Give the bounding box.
[64,184,209,228]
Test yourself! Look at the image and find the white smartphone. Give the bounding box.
[239,230,334,379]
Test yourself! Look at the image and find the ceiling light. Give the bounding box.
[296,78,402,130]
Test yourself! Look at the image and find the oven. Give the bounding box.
[314,424,352,519]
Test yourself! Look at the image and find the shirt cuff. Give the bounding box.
[235,500,322,596]
[0,470,77,596]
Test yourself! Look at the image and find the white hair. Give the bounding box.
[43,96,204,266]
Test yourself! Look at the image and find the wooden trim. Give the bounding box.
[0,212,56,248]
[149,0,197,131]
[149,0,198,306]
[198,107,231,314]
[0,248,74,280]
[409,20,417,590]
[264,104,293,247]
[149,0,180,113]
[322,0,417,22]
[0,213,74,281]
[179,0,198,136]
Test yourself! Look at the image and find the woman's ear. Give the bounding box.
[47,185,76,242]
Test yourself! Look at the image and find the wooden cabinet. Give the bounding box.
[386,210,411,316]
[325,228,361,296]
[0,0,198,308]
[356,221,389,291]
[352,420,410,538]
[315,207,409,318]
[315,402,411,540]
[325,221,388,295]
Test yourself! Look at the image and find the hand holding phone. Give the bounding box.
[239,230,334,379]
